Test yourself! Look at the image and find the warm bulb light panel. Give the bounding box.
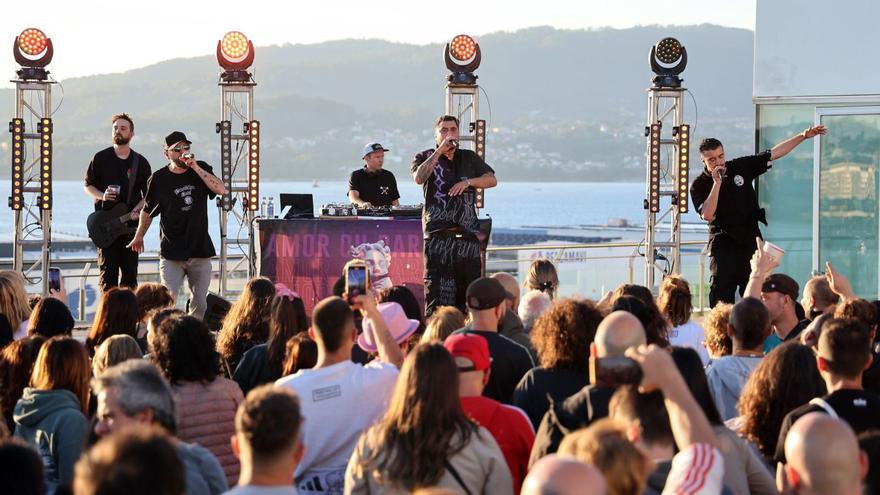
[247,120,260,211]
[648,123,661,213]
[39,118,52,210]
[677,124,690,213]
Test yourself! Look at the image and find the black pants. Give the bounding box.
[97,231,138,292]
[424,234,482,317]
[709,236,758,308]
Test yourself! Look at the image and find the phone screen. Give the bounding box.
[48,267,62,292]
[590,356,643,388]
[346,265,368,301]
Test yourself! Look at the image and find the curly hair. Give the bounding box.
[149,314,221,385]
[703,303,733,359]
[738,342,826,459]
[609,284,670,347]
[834,299,877,329]
[530,298,602,372]
[216,277,275,363]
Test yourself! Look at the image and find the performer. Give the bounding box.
[691,125,826,307]
[127,131,226,319]
[412,115,497,316]
[348,142,400,207]
[83,113,152,292]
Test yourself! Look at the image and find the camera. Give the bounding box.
[589,356,643,387]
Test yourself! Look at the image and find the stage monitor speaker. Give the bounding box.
[203,292,232,331]
[280,193,314,219]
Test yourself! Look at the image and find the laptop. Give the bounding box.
[280,193,315,219]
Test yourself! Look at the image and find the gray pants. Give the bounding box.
[159,257,212,319]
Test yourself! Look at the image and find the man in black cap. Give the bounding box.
[348,142,400,208]
[451,277,534,404]
[761,273,810,353]
[127,131,226,319]
[83,113,152,291]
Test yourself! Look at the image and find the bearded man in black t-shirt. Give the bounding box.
[127,131,226,319]
[83,113,152,291]
[411,115,497,316]
[690,125,826,307]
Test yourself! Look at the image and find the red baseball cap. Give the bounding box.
[444,333,491,372]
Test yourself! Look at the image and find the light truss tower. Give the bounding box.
[216,31,259,297]
[9,28,56,295]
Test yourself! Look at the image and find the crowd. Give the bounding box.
[1,249,879,495]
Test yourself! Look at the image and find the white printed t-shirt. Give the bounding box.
[275,360,398,495]
[668,321,710,367]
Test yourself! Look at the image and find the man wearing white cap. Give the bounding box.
[348,142,400,207]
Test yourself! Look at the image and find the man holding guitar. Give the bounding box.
[84,113,151,292]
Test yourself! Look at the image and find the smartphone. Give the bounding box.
[344,261,369,305]
[48,267,62,293]
[589,356,643,388]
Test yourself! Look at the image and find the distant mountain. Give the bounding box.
[0,25,754,182]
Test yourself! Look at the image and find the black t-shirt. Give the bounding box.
[348,167,400,207]
[83,147,152,211]
[774,389,880,463]
[690,150,771,246]
[513,367,590,430]
[143,162,217,260]
[410,148,494,235]
[451,328,535,404]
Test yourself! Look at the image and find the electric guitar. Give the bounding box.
[86,203,136,249]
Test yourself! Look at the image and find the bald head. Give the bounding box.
[491,272,520,307]
[785,413,865,495]
[595,311,646,357]
[522,455,607,495]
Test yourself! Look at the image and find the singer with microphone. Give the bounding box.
[412,115,497,316]
[690,125,826,307]
[126,131,226,319]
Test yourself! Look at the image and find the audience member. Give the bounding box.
[0,436,46,495]
[858,430,880,495]
[419,306,466,344]
[150,314,244,485]
[525,259,559,300]
[608,284,670,346]
[92,360,227,495]
[518,289,552,334]
[735,342,825,461]
[227,385,304,495]
[0,270,33,339]
[275,295,402,494]
[14,337,90,493]
[377,285,425,346]
[706,297,770,421]
[281,334,318,376]
[0,336,44,432]
[521,454,607,495]
[451,277,534,404]
[529,311,646,465]
[782,413,867,495]
[134,282,175,347]
[833,298,880,393]
[92,334,143,377]
[217,277,276,373]
[86,287,140,356]
[74,426,185,495]
[703,302,733,360]
[27,296,75,339]
[234,287,308,394]
[558,419,651,495]
[345,343,513,494]
[491,272,535,359]
[356,302,420,355]
[658,275,709,365]
[513,298,601,428]
[445,334,534,493]
[760,274,810,353]
[802,275,839,320]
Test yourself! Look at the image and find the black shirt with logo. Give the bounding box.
[690,150,772,247]
[450,328,535,404]
[411,148,494,235]
[143,162,217,260]
[84,147,152,211]
[774,388,880,463]
[347,167,400,207]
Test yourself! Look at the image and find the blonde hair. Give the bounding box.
[0,271,31,331]
[525,259,559,299]
[558,419,651,495]
[420,307,466,344]
[703,303,733,358]
[92,334,143,377]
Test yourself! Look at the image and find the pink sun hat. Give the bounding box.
[358,302,421,352]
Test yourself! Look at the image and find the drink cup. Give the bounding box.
[763,241,785,262]
[107,185,120,200]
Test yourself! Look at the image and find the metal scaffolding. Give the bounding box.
[445,82,487,210]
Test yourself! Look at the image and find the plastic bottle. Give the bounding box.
[260,197,267,218]
[267,197,275,218]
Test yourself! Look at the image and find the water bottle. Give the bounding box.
[267,197,275,218]
[260,197,267,218]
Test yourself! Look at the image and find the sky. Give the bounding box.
[1,0,755,86]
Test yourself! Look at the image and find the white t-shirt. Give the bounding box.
[14,319,28,341]
[668,321,710,366]
[275,360,398,495]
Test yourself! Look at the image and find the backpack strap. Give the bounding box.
[809,397,839,419]
[126,152,141,206]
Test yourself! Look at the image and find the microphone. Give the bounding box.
[449,139,458,148]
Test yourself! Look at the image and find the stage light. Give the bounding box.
[474,119,487,208]
[39,118,52,210]
[246,120,260,211]
[648,123,661,213]
[676,124,690,213]
[9,118,24,210]
[649,37,687,88]
[217,31,255,83]
[444,34,481,85]
[217,120,233,210]
[13,28,54,80]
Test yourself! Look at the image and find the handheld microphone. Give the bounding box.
[182,153,194,160]
[449,139,458,149]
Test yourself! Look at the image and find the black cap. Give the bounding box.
[762,273,800,301]
[466,277,508,310]
[164,131,192,148]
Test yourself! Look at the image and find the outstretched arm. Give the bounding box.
[770,125,826,161]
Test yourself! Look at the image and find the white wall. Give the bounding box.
[755,0,880,98]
